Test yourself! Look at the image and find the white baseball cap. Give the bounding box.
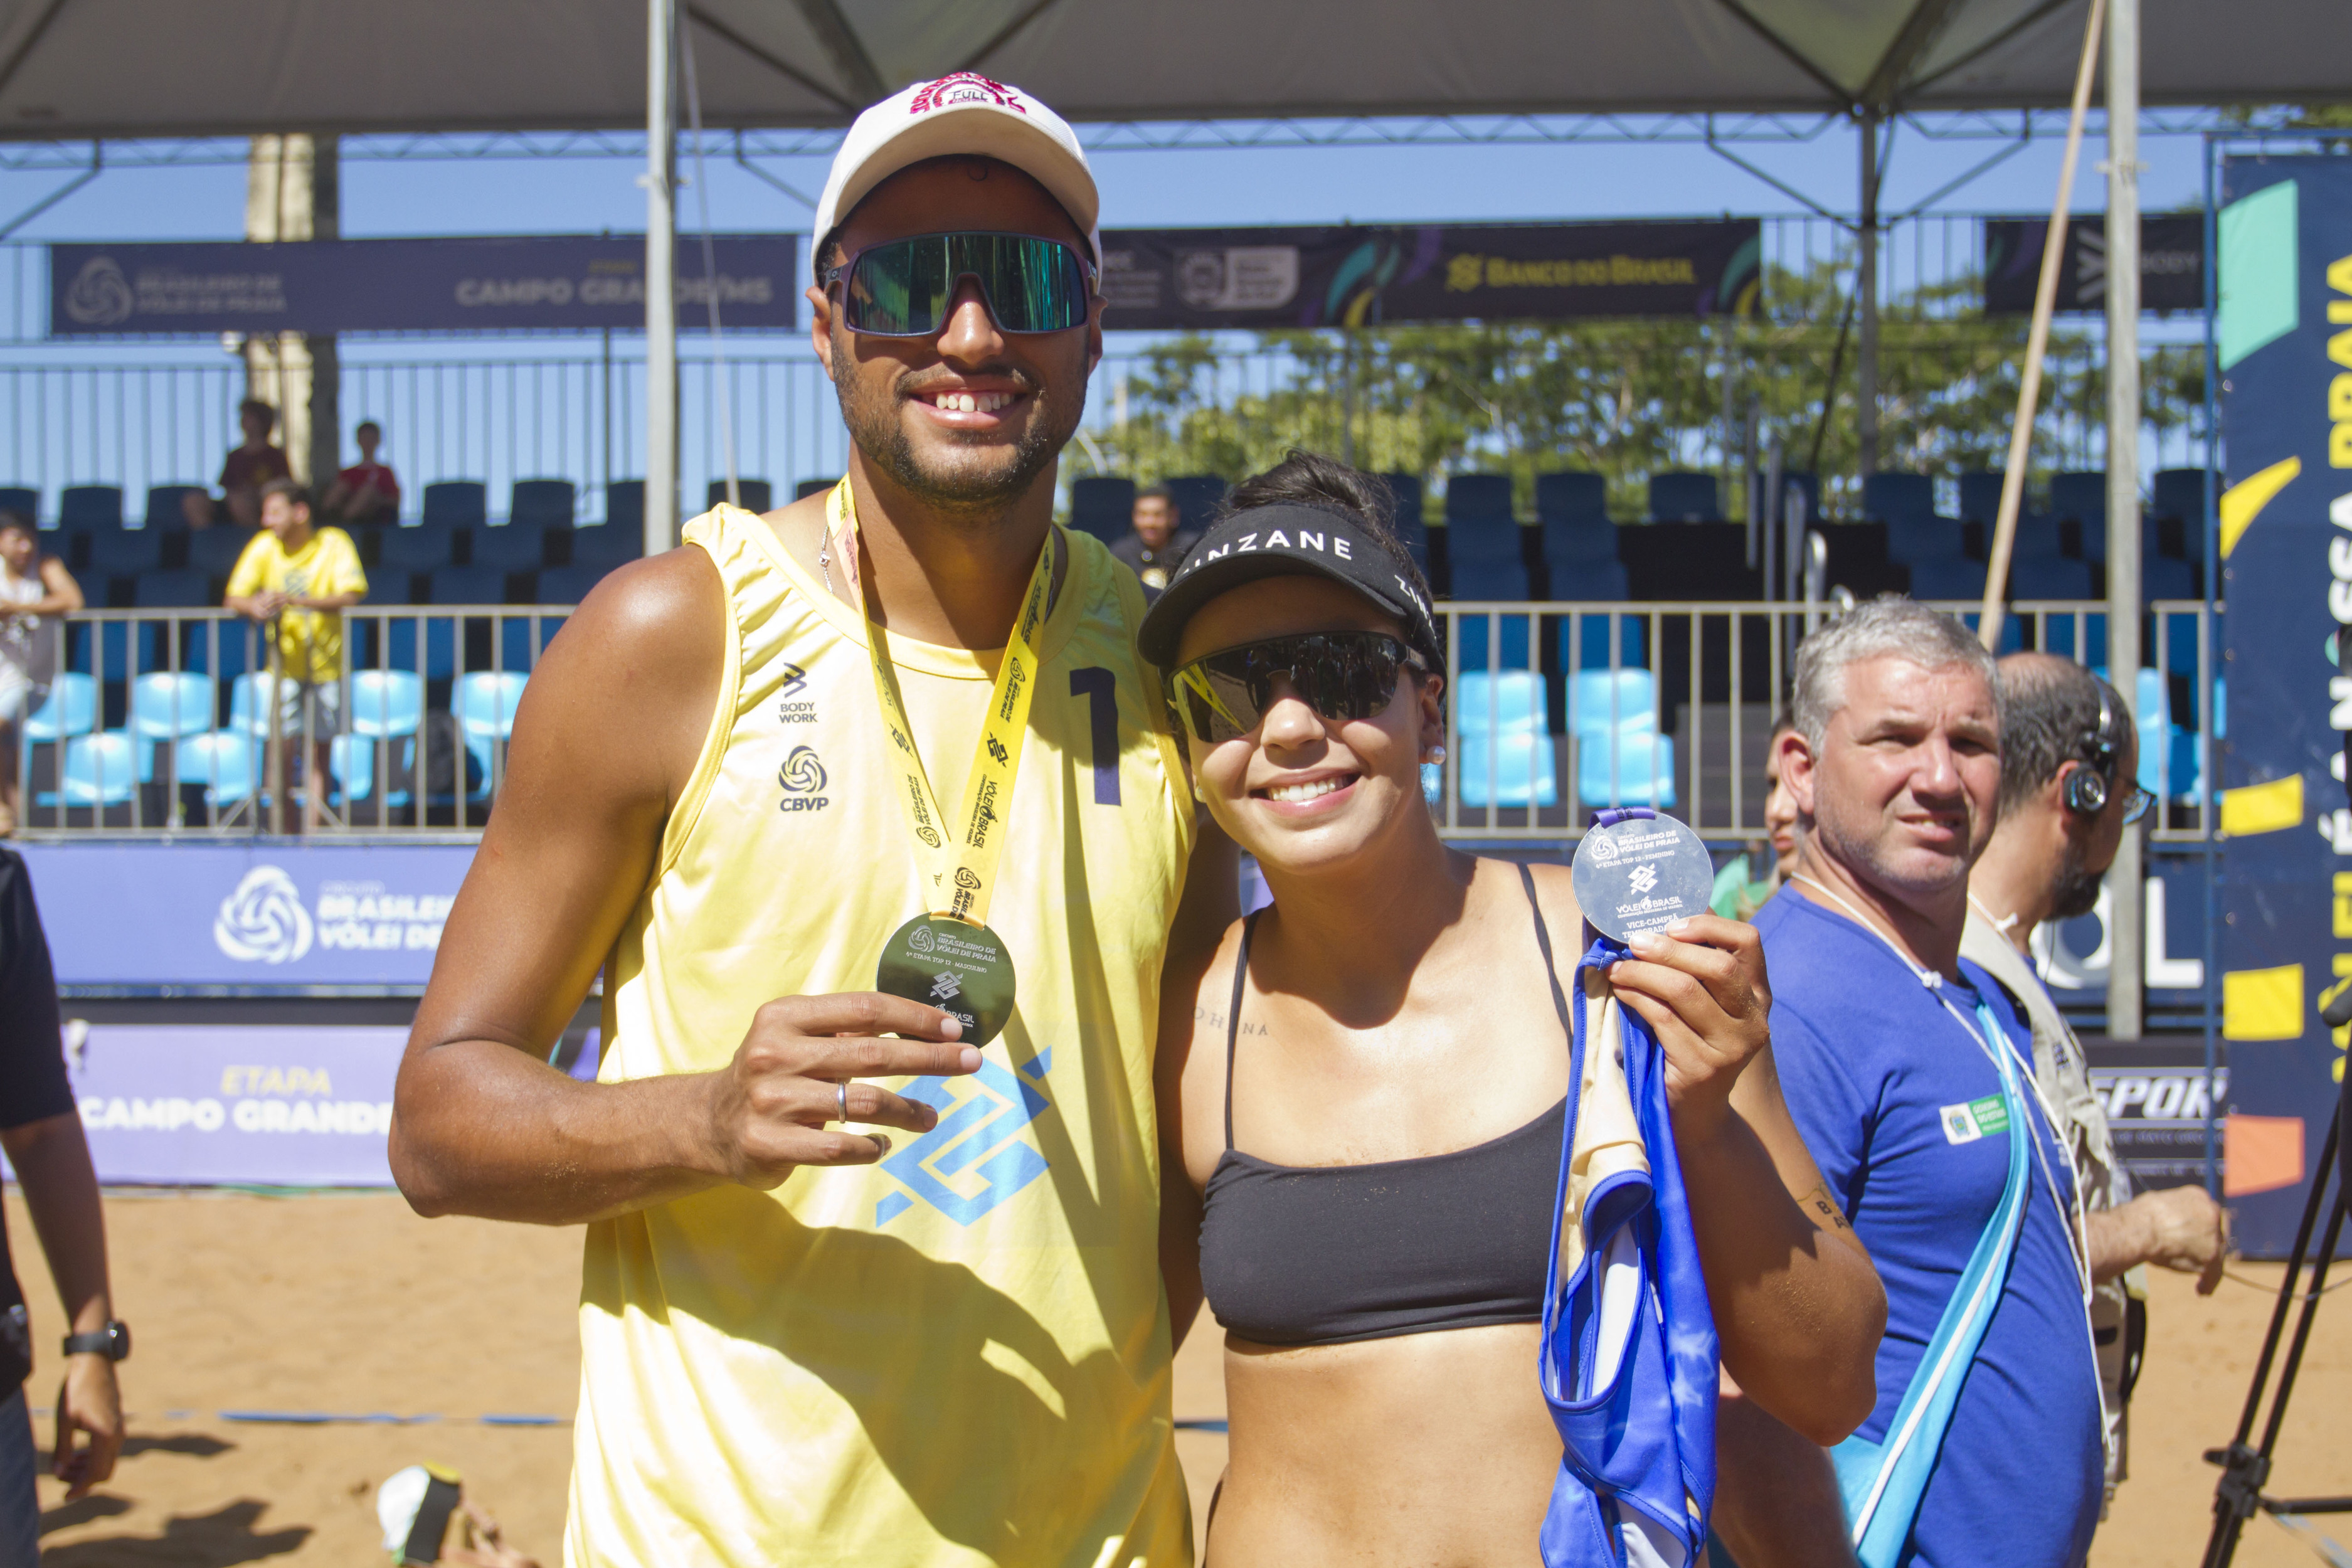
[811,73,1101,272]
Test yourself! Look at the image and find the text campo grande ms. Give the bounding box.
[78,1065,389,1137]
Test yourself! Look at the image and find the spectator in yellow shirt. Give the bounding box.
[225,479,368,831]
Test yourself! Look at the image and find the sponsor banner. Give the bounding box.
[6,1027,404,1187]
[1096,220,1761,329]
[2215,154,2352,1256]
[1983,214,2206,315]
[18,842,472,989]
[2084,1042,2228,1190]
[48,234,797,336]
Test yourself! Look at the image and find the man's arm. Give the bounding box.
[0,1113,121,1498]
[290,591,364,611]
[389,553,978,1225]
[2089,1185,2228,1292]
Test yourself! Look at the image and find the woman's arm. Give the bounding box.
[34,558,82,615]
[1604,914,1885,1445]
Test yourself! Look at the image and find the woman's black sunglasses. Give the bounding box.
[821,231,1095,337]
[1169,632,1425,745]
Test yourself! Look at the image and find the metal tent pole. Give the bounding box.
[2107,0,2144,1039]
[1857,109,1880,480]
[644,0,679,556]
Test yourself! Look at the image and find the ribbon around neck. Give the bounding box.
[830,478,1057,929]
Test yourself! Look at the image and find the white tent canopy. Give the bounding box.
[0,0,2340,139]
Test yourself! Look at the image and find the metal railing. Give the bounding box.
[16,598,2215,844]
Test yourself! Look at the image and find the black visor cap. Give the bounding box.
[1135,503,1444,677]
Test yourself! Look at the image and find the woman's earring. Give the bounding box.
[1426,744,1448,764]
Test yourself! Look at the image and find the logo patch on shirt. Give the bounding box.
[874,1054,1054,1227]
[1940,1093,2012,1145]
[776,662,818,724]
[778,744,830,811]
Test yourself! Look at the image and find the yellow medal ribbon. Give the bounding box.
[830,478,1056,929]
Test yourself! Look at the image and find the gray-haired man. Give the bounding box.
[1963,650,2228,1512]
[1721,598,2106,1568]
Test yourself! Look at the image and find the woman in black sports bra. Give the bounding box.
[1137,453,1887,1567]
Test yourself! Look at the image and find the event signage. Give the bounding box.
[1982,215,2205,315]
[18,842,474,989]
[47,234,798,336]
[2213,154,2352,1255]
[1096,220,1761,329]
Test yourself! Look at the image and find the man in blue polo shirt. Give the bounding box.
[1737,596,2104,1568]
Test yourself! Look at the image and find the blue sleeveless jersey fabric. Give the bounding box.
[1538,931,1719,1567]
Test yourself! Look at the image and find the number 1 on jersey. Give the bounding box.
[1070,667,1120,806]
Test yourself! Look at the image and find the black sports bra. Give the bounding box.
[1197,865,1572,1348]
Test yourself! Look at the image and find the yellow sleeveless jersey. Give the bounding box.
[568,505,1198,1568]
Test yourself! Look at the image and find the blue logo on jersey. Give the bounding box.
[874,1052,1053,1227]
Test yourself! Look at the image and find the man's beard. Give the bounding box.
[2049,842,2106,921]
[834,344,1073,520]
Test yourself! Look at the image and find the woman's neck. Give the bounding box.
[1253,812,1473,1021]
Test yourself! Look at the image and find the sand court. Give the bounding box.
[10,1189,2344,1565]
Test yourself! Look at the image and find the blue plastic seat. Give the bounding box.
[423,481,489,531]
[1454,612,1534,672]
[1535,472,1608,528]
[1885,516,1967,564]
[1163,475,1227,532]
[454,670,529,797]
[145,485,205,531]
[85,529,163,576]
[1571,669,1660,740]
[349,670,425,739]
[1449,559,1531,600]
[226,674,280,737]
[130,672,214,782]
[60,731,136,807]
[704,478,773,514]
[1862,472,1936,523]
[532,564,607,605]
[1445,474,1514,526]
[1445,474,1526,600]
[607,480,648,531]
[566,523,642,573]
[2153,469,2212,529]
[2048,472,2107,526]
[2006,516,2065,559]
[58,485,123,529]
[509,479,576,531]
[24,674,98,741]
[1648,472,1721,524]
[2009,558,2094,598]
[328,731,412,806]
[427,566,510,605]
[1069,477,1135,546]
[2144,557,2198,601]
[0,487,35,524]
[134,569,211,608]
[1454,670,1558,807]
[1559,612,1646,672]
[1908,558,1988,600]
[176,730,260,807]
[1956,472,2008,526]
[376,526,458,575]
[1576,731,1677,809]
[469,526,548,574]
[186,526,252,578]
[1548,558,1630,603]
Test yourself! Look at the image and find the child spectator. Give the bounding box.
[0,515,81,836]
[225,479,368,832]
[181,399,292,531]
[322,420,401,525]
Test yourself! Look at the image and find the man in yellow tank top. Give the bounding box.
[391,77,1236,1568]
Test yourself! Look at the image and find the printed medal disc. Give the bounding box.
[1570,813,1717,943]
[876,914,1017,1047]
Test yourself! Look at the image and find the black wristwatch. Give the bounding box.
[62,1322,129,1362]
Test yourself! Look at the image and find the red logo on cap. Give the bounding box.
[908,73,1028,116]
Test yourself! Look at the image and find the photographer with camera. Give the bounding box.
[1962,652,2230,1510]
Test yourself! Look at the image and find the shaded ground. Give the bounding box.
[7,1191,2343,1565]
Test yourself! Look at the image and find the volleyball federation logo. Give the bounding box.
[777,745,830,812]
[214,866,315,964]
[63,257,134,327]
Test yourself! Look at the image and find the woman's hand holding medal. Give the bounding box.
[700,992,982,1187]
[1602,914,1774,1142]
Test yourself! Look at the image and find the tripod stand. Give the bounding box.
[2199,1031,2352,1568]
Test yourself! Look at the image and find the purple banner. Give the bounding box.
[18,842,475,990]
[5,1027,405,1187]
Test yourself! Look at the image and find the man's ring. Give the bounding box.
[837,1080,850,1125]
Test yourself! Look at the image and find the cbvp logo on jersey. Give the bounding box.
[778,744,830,811]
[214,867,314,963]
[876,1054,1054,1227]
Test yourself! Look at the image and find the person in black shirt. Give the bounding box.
[1109,485,1200,599]
[0,849,123,1560]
